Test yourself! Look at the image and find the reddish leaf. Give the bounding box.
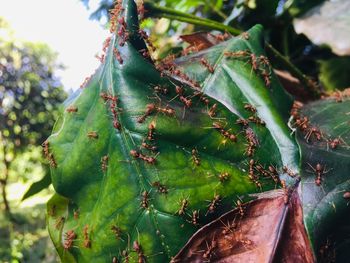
[180,32,224,51]
[172,189,315,263]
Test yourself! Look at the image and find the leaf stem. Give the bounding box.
[144,1,321,98]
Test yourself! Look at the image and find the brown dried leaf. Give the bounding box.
[180,32,222,51]
[172,189,315,263]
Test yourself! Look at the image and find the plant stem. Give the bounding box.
[144,2,241,35]
[266,43,320,97]
[144,1,321,98]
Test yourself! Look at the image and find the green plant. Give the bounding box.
[45,0,350,262]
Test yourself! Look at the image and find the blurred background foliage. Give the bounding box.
[1,0,350,262]
[0,18,65,262]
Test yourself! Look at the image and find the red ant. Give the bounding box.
[307,163,330,186]
[206,194,220,215]
[147,121,156,141]
[304,126,322,142]
[208,103,217,118]
[213,122,237,142]
[240,32,249,40]
[42,140,50,158]
[113,48,123,64]
[248,116,266,126]
[87,131,99,139]
[63,230,77,250]
[248,159,262,189]
[141,142,157,152]
[111,225,123,240]
[54,216,65,229]
[191,149,200,166]
[177,198,188,216]
[279,180,289,204]
[66,105,78,113]
[234,199,245,217]
[236,118,249,126]
[130,150,156,164]
[137,104,156,123]
[133,241,146,263]
[244,103,256,113]
[153,85,168,95]
[152,181,168,194]
[101,155,109,172]
[175,86,192,108]
[190,210,199,225]
[221,219,237,236]
[224,50,249,58]
[282,166,296,178]
[202,239,217,262]
[73,209,79,220]
[140,191,149,209]
[328,137,342,149]
[218,172,230,182]
[215,32,230,41]
[83,224,91,248]
[200,58,215,73]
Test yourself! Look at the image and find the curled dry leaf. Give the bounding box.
[172,189,315,263]
[294,0,350,56]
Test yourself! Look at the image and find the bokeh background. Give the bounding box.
[1,0,349,262]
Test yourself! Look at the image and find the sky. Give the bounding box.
[0,0,109,92]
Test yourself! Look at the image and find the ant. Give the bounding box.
[328,137,343,150]
[140,191,149,209]
[147,121,156,141]
[177,198,189,216]
[83,225,91,248]
[248,116,266,126]
[141,142,157,152]
[236,118,249,127]
[206,194,221,215]
[307,163,330,186]
[152,181,168,194]
[130,150,157,164]
[213,122,237,142]
[133,241,146,263]
[280,180,289,204]
[101,155,109,172]
[221,219,237,236]
[233,198,245,217]
[208,103,217,118]
[304,126,322,142]
[66,105,78,113]
[202,239,217,262]
[42,140,50,158]
[190,210,200,226]
[87,131,99,139]
[218,172,230,182]
[137,104,156,123]
[175,86,192,108]
[153,85,168,95]
[54,216,65,230]
[111,225,123,240]
[200,58,215,73]
[63,230,77,250]
[282,166,296,178]
[244,103,256,113]
[113,48,123,64]
[191,149,200,166]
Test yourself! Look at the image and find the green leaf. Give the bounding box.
[319,57,350,92]
[297,98,350,261]
[21,172,51,201]
[46,1,299,262]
